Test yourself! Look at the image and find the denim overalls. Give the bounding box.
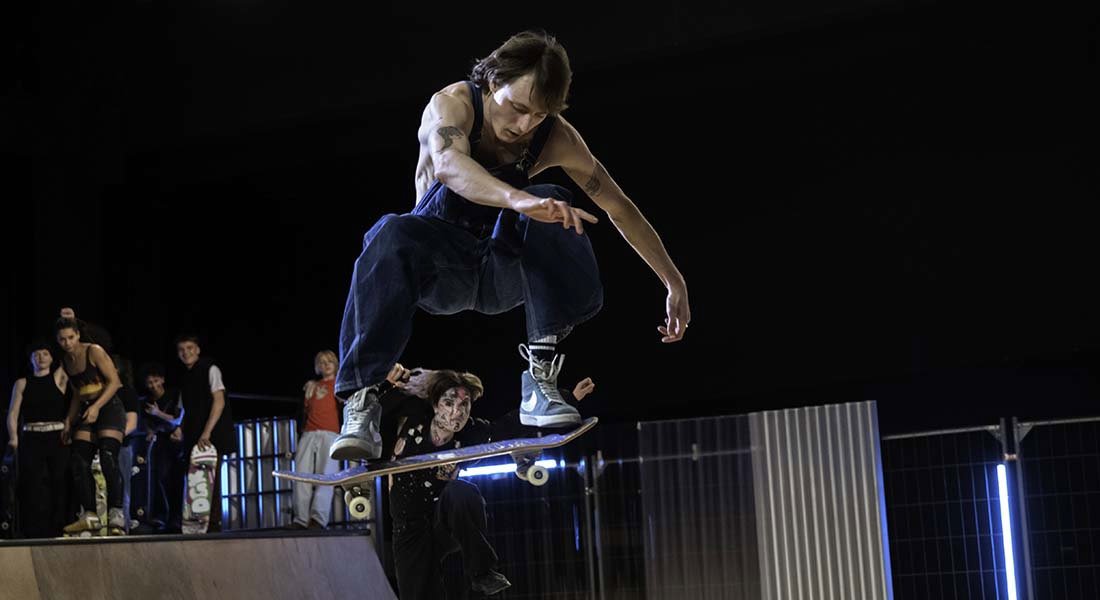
[336,82,603,396]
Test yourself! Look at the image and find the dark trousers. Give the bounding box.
[17,431,70,537]
[392,479,498,600]
[152,435,185,529]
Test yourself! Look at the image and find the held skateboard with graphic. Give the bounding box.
[275,417,597,520]
[181,444,218,534]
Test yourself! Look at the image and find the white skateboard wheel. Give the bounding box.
[348,496,371,520]
[527,465,549,486]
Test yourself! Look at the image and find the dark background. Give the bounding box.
[3,1,1097,436]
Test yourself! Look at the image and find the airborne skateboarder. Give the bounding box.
[330,30,691,462]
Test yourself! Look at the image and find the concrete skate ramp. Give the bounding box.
[0,531,395,600]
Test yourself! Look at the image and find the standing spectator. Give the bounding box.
[174,334,236,533]
[292,350,342,529]
[55,318,128,536]
[140,363,184,532]
[6,341,71,537]
[58,308,140,530]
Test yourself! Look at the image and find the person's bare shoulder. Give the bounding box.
[419,81,476,141]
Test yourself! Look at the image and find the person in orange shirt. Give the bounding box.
[292,350,343,529]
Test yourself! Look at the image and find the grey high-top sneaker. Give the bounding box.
[518,344,582,427]
[329,386,383,461]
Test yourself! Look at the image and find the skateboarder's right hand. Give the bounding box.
[5,436,15,450]
[512,196,598,234]
[60,425,71,445]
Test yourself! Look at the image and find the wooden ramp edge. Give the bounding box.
[0,532,396,600]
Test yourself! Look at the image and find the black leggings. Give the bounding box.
[70,437,124,513]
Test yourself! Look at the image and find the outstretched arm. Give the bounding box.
[540,116,691,342]
[418,87,597,233]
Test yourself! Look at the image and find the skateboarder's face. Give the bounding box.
[433,386,472,433]
[488,73,550,143]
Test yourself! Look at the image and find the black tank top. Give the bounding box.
[21,373,68,423]
[412,81,557,239]
[68,349,108,404]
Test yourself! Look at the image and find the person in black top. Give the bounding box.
[58,308,141,532]
[56,318,129,535]
[173,334,235,533]
[384,364,597,599]
[140,363,185,532]
[5,341,71,537]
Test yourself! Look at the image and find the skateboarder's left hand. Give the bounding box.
[658,283,691,343]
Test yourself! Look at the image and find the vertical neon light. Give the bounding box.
[997,464,1019,600]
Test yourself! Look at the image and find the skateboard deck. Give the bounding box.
[129,438,152,528]
[0,448,16,538]
[181,444,218,534]
[275,417,597,487]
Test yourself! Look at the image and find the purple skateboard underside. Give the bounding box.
[274,417,596,486]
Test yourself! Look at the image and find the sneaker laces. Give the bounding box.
[343,389,369,432]
[518,344,567,404]
[342,387,379,436]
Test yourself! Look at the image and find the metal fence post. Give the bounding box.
[1011,417,1036,600]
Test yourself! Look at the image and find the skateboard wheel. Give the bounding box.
[137,508,145,517]
[132,466,140,475]
[527,465,549,486]
[348,496,371,520]
[136,456,145,465]
[1,522,9,531]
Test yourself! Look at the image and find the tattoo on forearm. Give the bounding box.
[437,126,464,151]
[584,167,602,197]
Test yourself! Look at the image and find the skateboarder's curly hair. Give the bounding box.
[424,370,484,405]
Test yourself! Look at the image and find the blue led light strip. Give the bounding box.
[997,464,1019,600]
[459,459,560,477]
